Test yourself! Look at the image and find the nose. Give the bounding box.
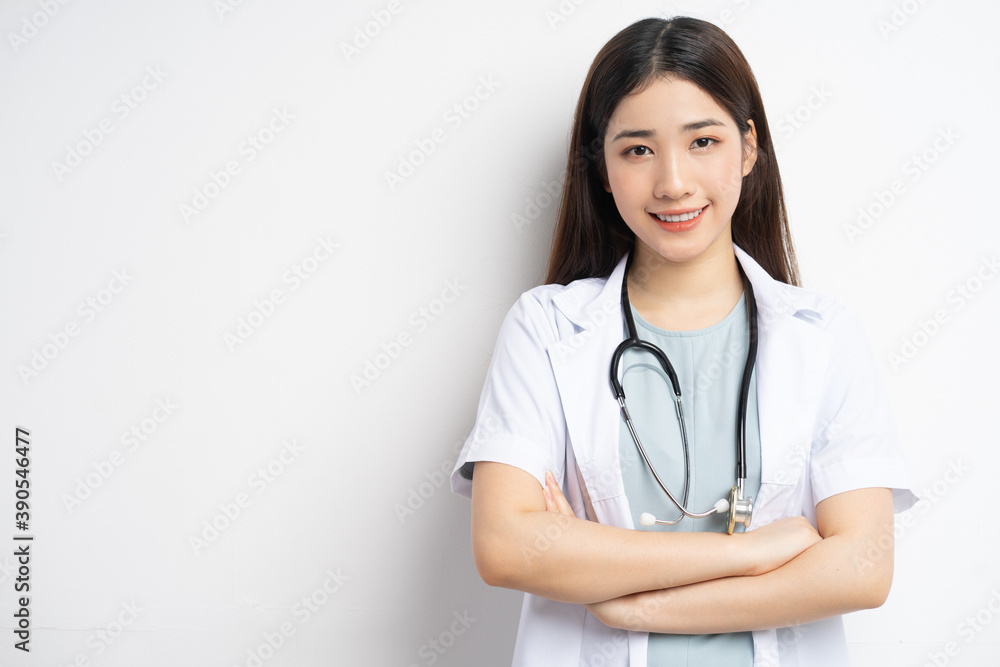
[653,149,695,200]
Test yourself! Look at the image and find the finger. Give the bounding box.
[545,471,575,517]
[542,485,556,512]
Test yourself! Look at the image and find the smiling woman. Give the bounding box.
[451,16,916,667]
[603,76,757,330]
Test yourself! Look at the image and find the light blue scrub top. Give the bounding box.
[617,294,762,666]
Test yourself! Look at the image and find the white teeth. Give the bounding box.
[655,207,704,223]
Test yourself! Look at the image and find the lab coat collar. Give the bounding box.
[548,244,801,329]
[545,244,831,528]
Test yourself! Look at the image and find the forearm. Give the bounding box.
[472,463,755,605]
[614,534,889,633]
[475,505,751,605]
[595,489,895,634]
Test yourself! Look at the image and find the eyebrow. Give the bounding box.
[610,118,728,143]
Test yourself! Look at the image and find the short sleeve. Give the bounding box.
[451,291,568,499]
[809,307,918,513]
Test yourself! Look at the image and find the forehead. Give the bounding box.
[606,76,736,134]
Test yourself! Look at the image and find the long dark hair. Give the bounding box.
[545,16,799,286]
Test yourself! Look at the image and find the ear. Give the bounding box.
[742,119,758,177]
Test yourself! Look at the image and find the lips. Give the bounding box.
[652,206,706,222]
[649,205,707,232]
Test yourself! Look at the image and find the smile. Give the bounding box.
[652,206,707,223]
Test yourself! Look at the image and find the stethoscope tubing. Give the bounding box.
[609,250,758,524]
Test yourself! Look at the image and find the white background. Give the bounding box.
[1,0,997,665]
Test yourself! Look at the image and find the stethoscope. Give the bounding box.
[609,251,757,535]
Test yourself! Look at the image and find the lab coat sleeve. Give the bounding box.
[451,290,567,499]
[808,307,918,513]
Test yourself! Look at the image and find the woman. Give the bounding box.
[451,16,915,666]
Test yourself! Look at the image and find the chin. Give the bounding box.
[641,239,713,266]
[647,228,733,263]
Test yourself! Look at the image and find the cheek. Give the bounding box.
[607,168,645,204]
[699,160,745,202]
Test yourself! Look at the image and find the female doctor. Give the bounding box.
[451,16,916,667]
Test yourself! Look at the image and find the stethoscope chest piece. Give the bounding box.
[726,485,753,535]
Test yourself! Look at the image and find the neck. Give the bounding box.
[627,240,744,331]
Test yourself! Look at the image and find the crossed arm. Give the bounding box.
[471,461,894,634]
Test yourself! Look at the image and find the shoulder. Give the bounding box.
[747,262,859,340]
[760,279,882,399]
[503,274,611,336]
[788,283,868,341]
[748,267,877,372]
[737,246,853,336]
[736,245,863,342]
[771,281,849,330]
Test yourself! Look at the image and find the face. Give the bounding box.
[602,76,757,267]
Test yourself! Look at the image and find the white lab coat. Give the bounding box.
[451,245,917,667]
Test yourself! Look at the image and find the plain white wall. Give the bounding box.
[1,0,997,665]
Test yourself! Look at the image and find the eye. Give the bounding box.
[692,137,718,149]
[624,145,652,157]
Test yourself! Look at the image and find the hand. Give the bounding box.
[542,470,575,517]
[543,469,818,577]
[586,591,668,632]
[743,516,822,576]
[585,597,625,629]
